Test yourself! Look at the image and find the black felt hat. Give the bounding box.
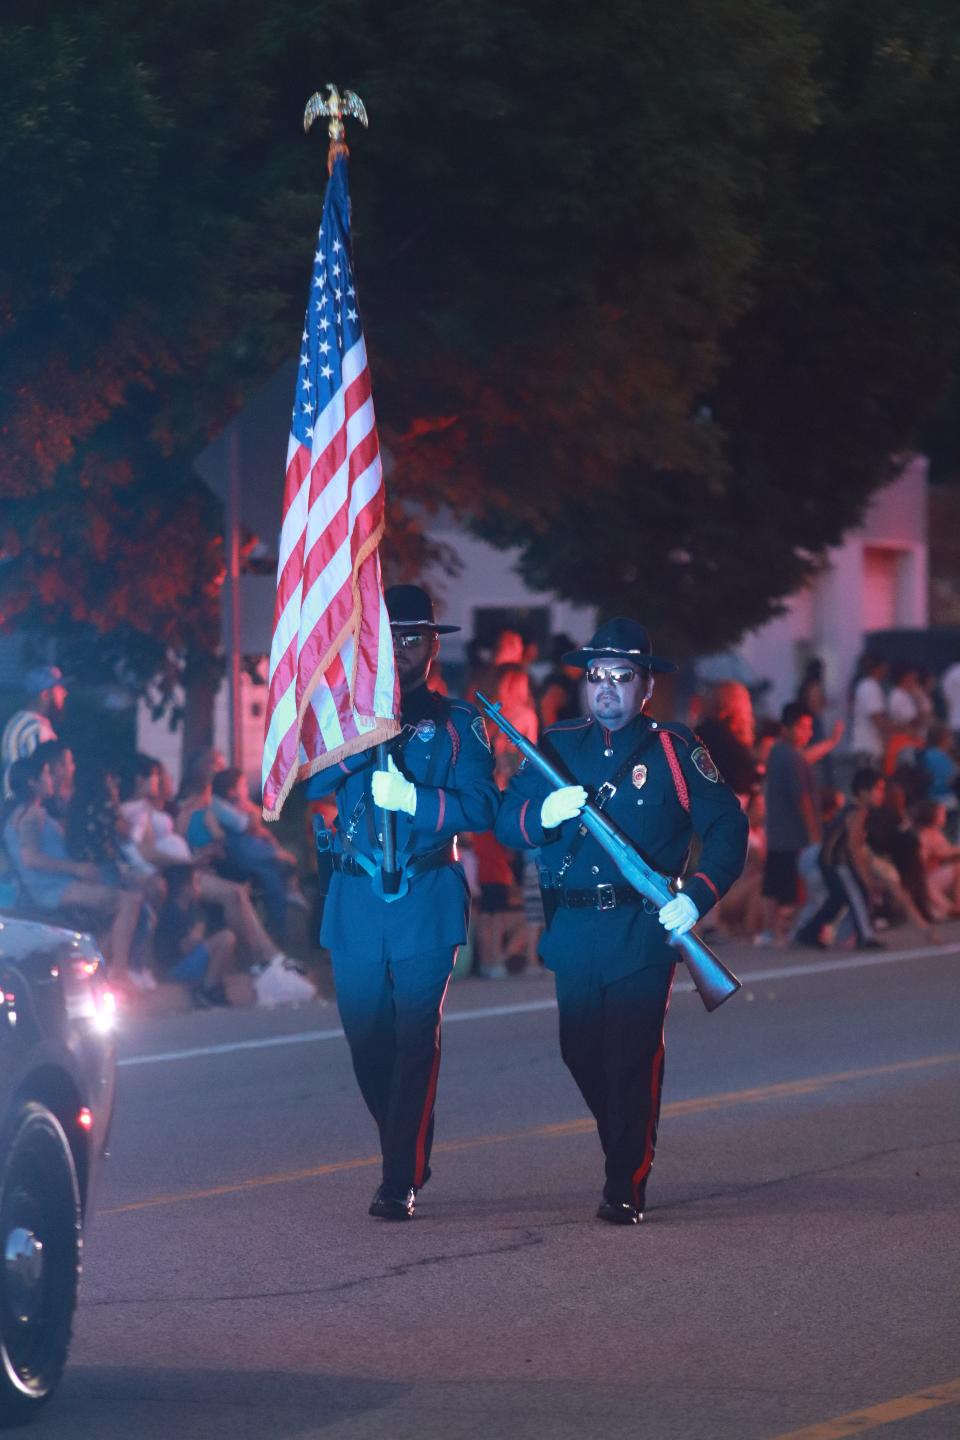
[385,584,460,634]
[562,618,677,674]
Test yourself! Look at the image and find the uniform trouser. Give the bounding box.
[554,959,676,1209]
[332,948,454,1192]
[805,861,875,943]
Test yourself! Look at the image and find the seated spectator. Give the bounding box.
[797,768,885,951]
[866,779,934,924]
[915,800,960,920]
[211,768,306,943]
[124,755,309,990]
[120,754,194,869]
[36,739,76,821]
[153,863,237,1007]
[915,726,959,837]
[65,760,162,988]
[4,752,143,983]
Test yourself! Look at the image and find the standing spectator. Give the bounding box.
[940,658,960,746]
[538,635,583,728]
[1,666,69,798]
[850,656,889,767]
[696,681,759,804]
[758,704,819,946]
[797,769,885,950]
[887,662,922,731]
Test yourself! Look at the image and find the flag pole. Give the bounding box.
[304,85,400,894]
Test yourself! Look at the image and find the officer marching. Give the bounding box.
[307,585,499,1221]
[496,619,748,1224]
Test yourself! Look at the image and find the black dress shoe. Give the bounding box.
[368,1185,416,1221]
[596,1198,643,1226]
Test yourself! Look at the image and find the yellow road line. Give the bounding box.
[98,1050,960,1218]
[769,1376,960,1439]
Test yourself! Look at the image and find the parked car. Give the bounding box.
[0,915,116,1425]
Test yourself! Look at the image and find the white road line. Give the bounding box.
[117,942,960,1070]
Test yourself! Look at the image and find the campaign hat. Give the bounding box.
[562,618,677,674]
[385,585,460,634]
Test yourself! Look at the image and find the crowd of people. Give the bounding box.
[451,641,960,968]
[0,667,315,1007]
[2,644,959,995]
[698,656,960,950]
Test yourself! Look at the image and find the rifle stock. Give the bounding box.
[476,693,741,1013]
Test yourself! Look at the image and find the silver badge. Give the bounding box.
[632,763,647,789]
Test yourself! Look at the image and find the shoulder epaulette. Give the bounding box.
[543,717,592,737]
[656,721,695,747]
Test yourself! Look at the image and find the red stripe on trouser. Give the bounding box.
[631,965,675,1206]
[413,973,451,1187]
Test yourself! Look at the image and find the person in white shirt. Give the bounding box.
[887,662,922,732]
[942,660,960,741]
[850,656,889,763]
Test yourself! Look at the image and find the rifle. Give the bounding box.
[476,693,741,1013]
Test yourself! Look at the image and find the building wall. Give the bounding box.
[738,456,928,718]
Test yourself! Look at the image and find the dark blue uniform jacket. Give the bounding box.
[306,685,499,961]
[496,712,748,983]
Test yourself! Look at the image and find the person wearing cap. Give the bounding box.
[1,665,69,800]
[496,618,748,1225]
[305,585,499,1221]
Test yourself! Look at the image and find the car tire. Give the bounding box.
[0,1102,81,1426]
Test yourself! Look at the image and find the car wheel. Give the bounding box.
[0,1102,81,1426]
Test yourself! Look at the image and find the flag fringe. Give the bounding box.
[262,513,399,821]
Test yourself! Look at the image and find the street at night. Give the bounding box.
[42,932,960,1440]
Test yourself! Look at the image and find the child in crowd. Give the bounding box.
[915,800,960,920]
[153,863,236,1007]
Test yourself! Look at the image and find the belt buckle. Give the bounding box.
[595,781,617,808]
[596,883,616,911]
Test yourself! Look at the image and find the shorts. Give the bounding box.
[480,883,511,915]
[762,850,799,906]
[167,943,210,984]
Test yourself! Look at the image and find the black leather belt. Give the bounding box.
[552,883,658,913]
[331,841,456,881]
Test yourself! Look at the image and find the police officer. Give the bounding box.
[496,619,747,1224]
[307,586,499,1221]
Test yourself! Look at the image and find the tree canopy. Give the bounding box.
[1,0,958,682]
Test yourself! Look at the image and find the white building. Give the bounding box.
[736,455,928,716]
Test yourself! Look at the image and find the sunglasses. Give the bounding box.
[393,630,434,649]
[585,664,642,686]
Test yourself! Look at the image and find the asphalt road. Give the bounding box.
[36,929,960,1440]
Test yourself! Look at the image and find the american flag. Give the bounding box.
[261,154,399,820]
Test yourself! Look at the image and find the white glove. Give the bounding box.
[371,755,417,816]
[541,785,588,830]
[658,893,699,937]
